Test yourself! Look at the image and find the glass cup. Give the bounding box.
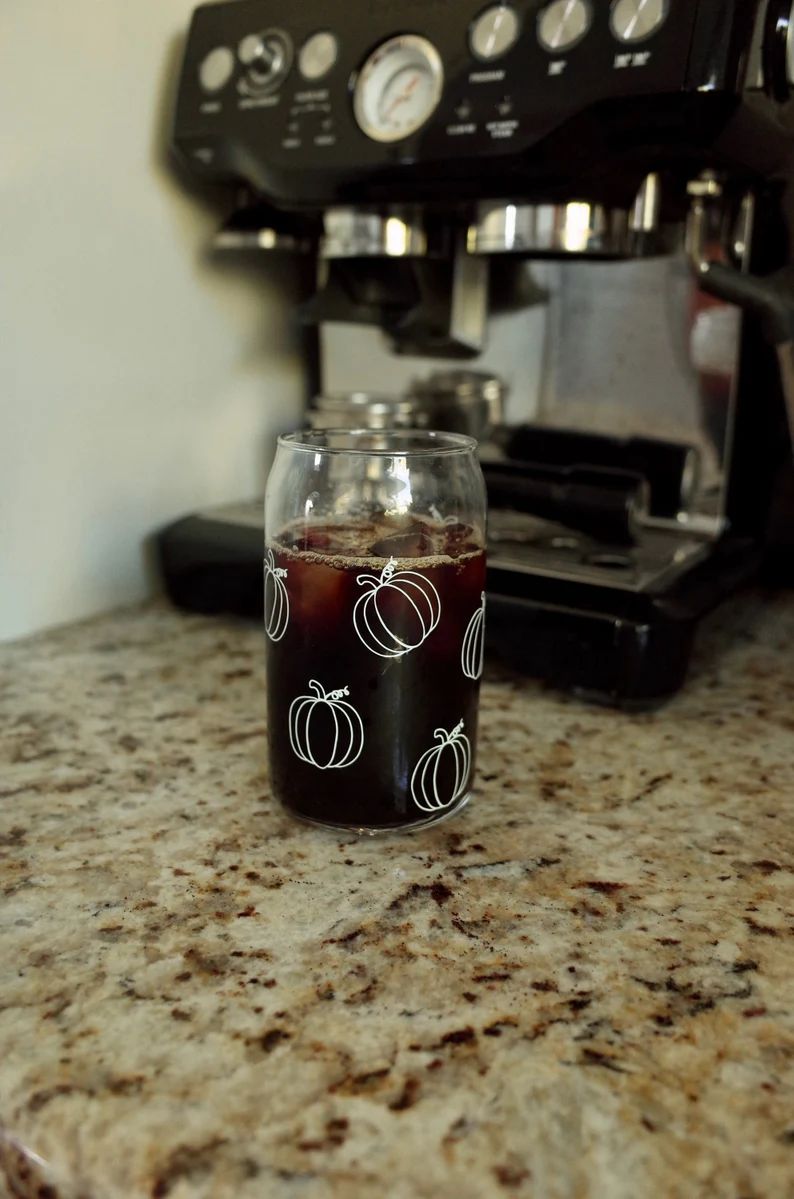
[264,429,488,833]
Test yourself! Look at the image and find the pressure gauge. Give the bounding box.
[610,0,669,43]
[353,35,444,144]
[538,0,592,54]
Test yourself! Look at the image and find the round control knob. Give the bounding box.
[610,0,669,43]
[299,31,339,80]
[199,46,235,93]
[238,29,293,92]
[537,0,592,53]
[470,6,521,61]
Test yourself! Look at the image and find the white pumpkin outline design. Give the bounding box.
[288,681,364,771]
[264,549,290,643]
[353,557,441,659]
[461,592,486,680]
[410,720,472,814]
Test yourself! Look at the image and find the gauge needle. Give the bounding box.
[384,72,421,121]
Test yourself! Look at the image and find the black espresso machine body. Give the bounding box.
[166,0,794,707]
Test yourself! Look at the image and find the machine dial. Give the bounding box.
[353,35,444,144]
[538,0,592,54]
[610,0,669,43]
[470,6,521,61]
[238,29,293,92]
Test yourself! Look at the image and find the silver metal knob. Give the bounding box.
[238,30,293,91]
[610,0,669,44]
[470,6,521,61]
[538,0,592,54]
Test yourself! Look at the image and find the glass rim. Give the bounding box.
[277,428,479,458]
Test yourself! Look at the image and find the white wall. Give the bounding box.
[0,1,304,641]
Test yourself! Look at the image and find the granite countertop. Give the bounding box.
[2,597,794,1199]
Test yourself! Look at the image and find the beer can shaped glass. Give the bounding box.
[265,430,487,833]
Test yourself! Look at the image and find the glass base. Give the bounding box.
[281,792,472,837]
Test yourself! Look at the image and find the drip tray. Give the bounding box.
[488,509,711,593]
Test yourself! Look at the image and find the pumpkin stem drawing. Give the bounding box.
[289,680,364,771]
[264,549,290,643]
[266,548,288,579]
[411,720,472,814]
[309,681,349,702]
[461,592,486,680]
[353,559,441,659]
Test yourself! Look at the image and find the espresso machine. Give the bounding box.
[163,0,794,706]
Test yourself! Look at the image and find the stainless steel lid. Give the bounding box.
[309,372,508,440]
[308,393,417,429]
[409,369,506,407]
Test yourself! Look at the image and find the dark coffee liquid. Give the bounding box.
[266,518,487,830]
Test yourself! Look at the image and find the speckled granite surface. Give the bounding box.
[2,598,794,1199]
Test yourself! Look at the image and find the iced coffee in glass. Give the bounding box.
[264,430,487,833]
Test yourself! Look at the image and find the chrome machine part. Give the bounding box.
[684,172,761,519]
[685,171,727,275]
[353,35,444,143]
[411,369,506,408]
[308,393,418,430]
[629,173,661,234]
[469,5,522,60]
[409,369,507,438]
[609,0,670,44]
[685,172,758,277]
[321,207,427,258]
[237,28,293,94]
[467,201,630,257]
[489,511,710,594]
[537,0,593,54]
[449,240,490,355]
[310,372,508,441]
[213,220,311,254]
[628,172,665,254]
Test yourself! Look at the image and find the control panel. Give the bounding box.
[172,0,784,207]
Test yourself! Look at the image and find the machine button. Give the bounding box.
[610,0,669,44]
[299,31,339,80]
[198,46,235,93]
[470,6,521,61]
[238,29,293,91]
[537,0,592,54]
